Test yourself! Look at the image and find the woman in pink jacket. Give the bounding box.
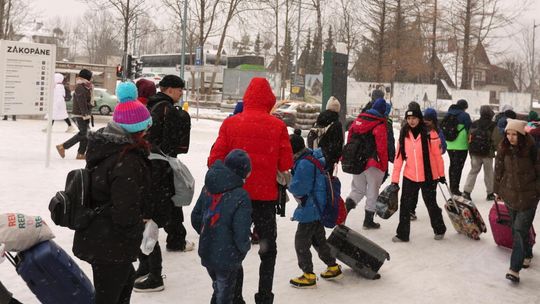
[391,108,447,242]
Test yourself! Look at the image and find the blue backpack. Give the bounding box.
[304,155,344,228]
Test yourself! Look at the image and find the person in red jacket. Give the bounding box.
[345,98,388,229]
[208,77,293,304]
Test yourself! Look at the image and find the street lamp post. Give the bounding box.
[180,0,188,80]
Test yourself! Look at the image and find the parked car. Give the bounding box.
[272,101,304,127]
[66,88,118,116]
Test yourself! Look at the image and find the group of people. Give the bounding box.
[342,94,538,285]
[9,71,534,303]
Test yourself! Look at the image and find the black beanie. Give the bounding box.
[289,129,305,154]
[371,89,385,102]
[159,75,185,88]
[457,99,468,110]
[405,109,423,120]
[78,69,92,81]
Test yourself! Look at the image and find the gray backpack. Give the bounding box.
[148,152,195,207]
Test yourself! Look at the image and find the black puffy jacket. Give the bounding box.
[73,122,150,264]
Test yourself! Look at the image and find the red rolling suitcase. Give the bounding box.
[489,199,536,249]
[6,240,95,304]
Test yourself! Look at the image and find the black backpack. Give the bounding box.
[49,169,107,230]
[307,122,333,149]
[468,123,494,156]
[341,122,381,174]
[151,101,191,155]
[441,114,462,141]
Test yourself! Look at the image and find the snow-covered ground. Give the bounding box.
[1,115,539,304]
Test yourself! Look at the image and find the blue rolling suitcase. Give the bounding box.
[6,240,94,304]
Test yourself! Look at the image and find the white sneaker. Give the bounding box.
[66,126,75,133]
[182,241,195,252]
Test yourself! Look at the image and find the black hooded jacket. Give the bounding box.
[312,110,344,170]
[73,122,150,264]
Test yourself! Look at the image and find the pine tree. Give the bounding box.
[308,31,322,74]
[325,25,336,52]
[254,33,261,56]
[281,28,294,80]
[300,29,312,75]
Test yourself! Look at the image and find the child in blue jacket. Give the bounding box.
[191,149,252,304]
[288,131,342,288]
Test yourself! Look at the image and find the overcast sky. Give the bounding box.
[31,0,540,61]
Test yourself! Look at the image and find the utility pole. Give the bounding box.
[180,0,188,80]
[295,0,302,75]
[531,20,539,108]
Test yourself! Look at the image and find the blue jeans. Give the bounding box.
[508,206,537,272]
[207,267,239,304]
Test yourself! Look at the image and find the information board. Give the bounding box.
[0,40,56,115]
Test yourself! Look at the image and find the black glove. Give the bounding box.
[438,176,447,184]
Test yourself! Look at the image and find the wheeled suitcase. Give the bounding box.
[489,199,536,249]
[5,240,95,304]
[439,184,487,240]
[327,224,390,280]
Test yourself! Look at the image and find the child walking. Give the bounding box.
[288,130,342,288]
[391,109,447,242]
[191,149,252,304]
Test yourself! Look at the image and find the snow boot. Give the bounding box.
[486,193,496,201]
[410,212,417,221]
[462,192,471,200]
[345,198,356,213]
[320,264,342,280]
[363,210,380,229]
[133,273,165,292]
[56,144,65,158]
[523,258,532,269]
[505,270,520,283]
[289,273,316,288]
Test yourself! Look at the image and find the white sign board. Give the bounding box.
[392,82,438,113]
[451,89,490,118]
[0,40,56,115]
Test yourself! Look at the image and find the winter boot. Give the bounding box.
[410,212,418,221]
[505,270,520,283]
[251,231,260,245]
[76,153,86,160]
[486,193,496,201]
[254,292,274,304]
[363,210,380,230]
[523,258,532,269]
[320,264,342,280]
[289,273,316,288]
[56,144,65,158]
[345,198,356,213]
[133,273,165,292]
[462,192,471,200]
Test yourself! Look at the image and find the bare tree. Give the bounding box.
[0,0,31,39]
[76,10,123,64]
[335,0,360,56]
[84,0,149,73]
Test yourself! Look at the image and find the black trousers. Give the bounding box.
[92,263,135,304]
[396,178,446,241]
[63,117,89,154]
[295,221,336,273]
[165,206,187,249]
[137,242,163,276]
[448,150,468,194]
[236,200,277,304]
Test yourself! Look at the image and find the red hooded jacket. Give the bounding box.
[208,78,293,201]
[347,112,388,173]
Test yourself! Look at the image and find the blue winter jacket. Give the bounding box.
[191,160,252,271]
[289,148,327,223]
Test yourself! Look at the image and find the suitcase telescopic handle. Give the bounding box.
[437,183,459,211]
[4,251,17,267]
[493,197,503,219]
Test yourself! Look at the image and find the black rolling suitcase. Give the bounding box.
[327,224,390,280]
